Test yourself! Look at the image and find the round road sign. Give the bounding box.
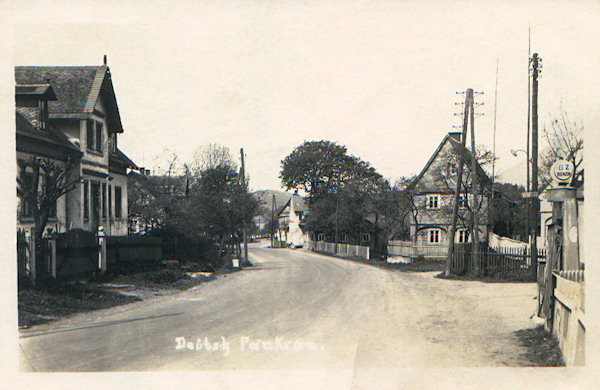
[550,160,574,185]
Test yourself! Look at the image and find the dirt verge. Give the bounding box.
[310,249,445,272]
[18,265,245,328]
[514,324,565,366]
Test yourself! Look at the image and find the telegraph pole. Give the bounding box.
[489,59,499,242]
[525,27,531,247]
[271,194,276,247]
[470,91,480,276]
[240,148,248,264]
[446,89,471,276]
[531,52,541,269]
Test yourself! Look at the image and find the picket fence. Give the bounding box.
[307,240,370,260]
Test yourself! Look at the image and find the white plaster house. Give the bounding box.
[278,194,309,247]
[16,60,138,236]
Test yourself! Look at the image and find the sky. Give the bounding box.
[4,0,599,191]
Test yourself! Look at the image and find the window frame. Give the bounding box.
[457,229,469,243]
[20,171,34,218]
[428,228,441,244]
[458,194,468,208]
[83,180,89,220]
[115,186,122,219]
[101,182,107,220]
[95,121,103,152]
[426,194,440,209]
[86,119,95,151]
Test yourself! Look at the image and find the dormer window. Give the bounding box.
[39,100,48,130]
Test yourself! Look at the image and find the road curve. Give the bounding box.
[19,241,537,373]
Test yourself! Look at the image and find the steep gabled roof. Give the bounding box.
[409,132,491,192]
[15,66,124,133]
[278,194,309,216]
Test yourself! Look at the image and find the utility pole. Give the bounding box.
[271,194,276,248]
[240,148,248,264]
[470,91,480,276]
[531,52,541,270]
[446,89,471,276]
[526,27,531,247]
[489,59,499,242]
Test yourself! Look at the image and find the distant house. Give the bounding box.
[278,194,309,247]
[408,131,491,257]
[127,170,161,234]
[16,61,138,236]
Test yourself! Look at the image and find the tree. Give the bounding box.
[192,144,237,173]
[491,182,528,240]
[190,163,259,260]
[280,140,381,202]
[17,156,81,243]
[379,175,417,240]
[542,106,583,186]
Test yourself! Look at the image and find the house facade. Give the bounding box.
[408,132,490,257]
[16,61,138,236]
[278,194,309,247]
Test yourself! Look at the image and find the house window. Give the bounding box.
[20,171,34,218]
[458,229,469,243]
[101,182,107,220]
[317,232,324,241]
[39,100,48,130]
[448,162,457,176]
[458,194,468,208]
[108,184,112,218]
[83,180,89,219]
[428,229,441,244]
[95,121,103,152]
[115,186,122,219]
[86,120,94,150]
[363,233,371,242]
[339,233,347,243]
[427,195,440,209]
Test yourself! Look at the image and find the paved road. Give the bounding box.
[19,241,538,374]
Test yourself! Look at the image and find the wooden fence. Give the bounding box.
[387,240,448,260]
[17,228,164,285]
[307,240,370,260]
[107,235,162,272]
[51,229,99,278]
[450,243,546,280]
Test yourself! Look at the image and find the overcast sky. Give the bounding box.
[5,0,599,191]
